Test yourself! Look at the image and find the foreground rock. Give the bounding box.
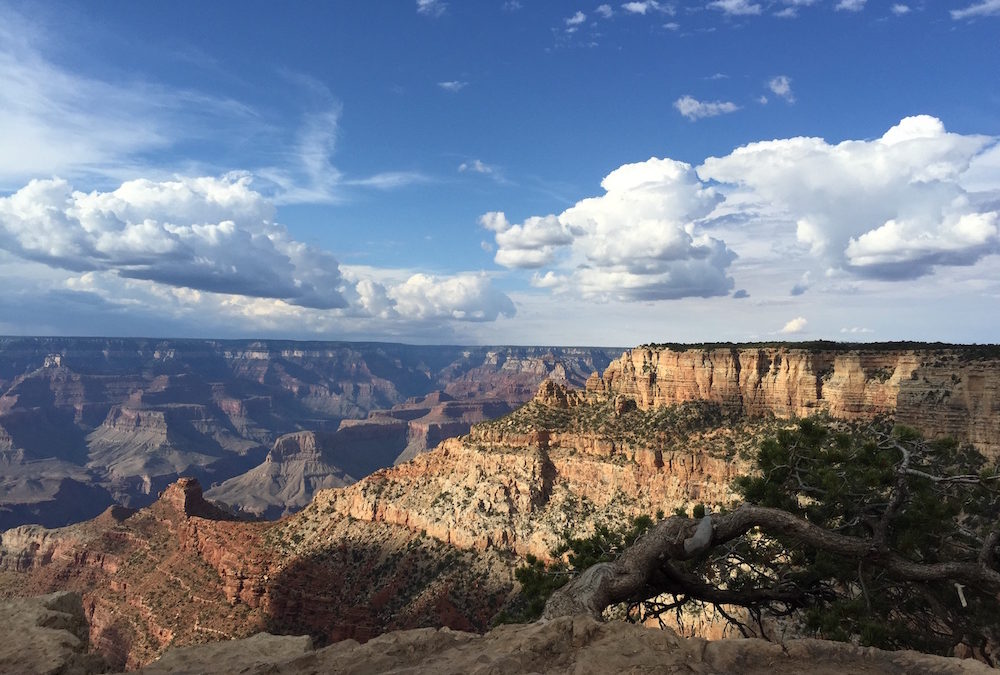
[1,595,987,675]
[0,591,108,674]
[140,615,994,674]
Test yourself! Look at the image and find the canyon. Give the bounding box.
[0,337,619,527]
[0,342,998,668]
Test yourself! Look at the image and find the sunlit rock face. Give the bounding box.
[592,346,1000,458]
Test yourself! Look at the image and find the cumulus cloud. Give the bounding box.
[566,11,587,26]
[596,4,614,18]
[0,175,348,309]
[480,212,577,268]
[952,0,1000,19]
[891,4,911,15]
[482,158,735,301]
[698,115,1000,280]
[835,0,866,10]
[674,95,740,120]
[768,75,795,102]
[781,316,808,334]
[708,0,762,16]
[387,272,516,321]
[0,175,519,329]
[621,1,668,14]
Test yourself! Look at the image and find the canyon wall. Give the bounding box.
[0,338,620,528]
[589,345,1000,458]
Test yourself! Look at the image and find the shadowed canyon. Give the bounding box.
[1,340,998,670]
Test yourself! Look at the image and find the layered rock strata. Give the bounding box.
[0,478,511,669]
[590,346,1000,458]
[0,338,619,527]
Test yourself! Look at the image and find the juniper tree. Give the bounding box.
[521,419,1000,661]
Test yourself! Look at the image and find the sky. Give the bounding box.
[0,0,998,346]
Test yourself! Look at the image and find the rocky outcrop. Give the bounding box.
[591,346,1000,458]
[0,597,989,674]
[0,477,511,669]
[0,591,109,675]
[314,385,759,562]
[206,432,355,519]
[139,615,997,674]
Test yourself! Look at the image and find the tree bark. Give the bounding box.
[542,503,1000,621]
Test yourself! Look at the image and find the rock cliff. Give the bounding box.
[0,477,511,669]
[590,345,1000,458]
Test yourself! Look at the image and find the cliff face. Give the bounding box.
[0,477,511,669]
[590,347,1000,458]
[312,387,762,562]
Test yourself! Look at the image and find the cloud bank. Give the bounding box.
[0,175,515,334]
[482,115,999,307]
[699,115,999,280]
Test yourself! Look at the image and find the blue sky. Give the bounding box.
[1,0,998,345]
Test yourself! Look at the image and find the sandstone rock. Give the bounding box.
[137,633,313,674]
[596,346,1000,458]
[131,615,994,675]
[0,591,108,674]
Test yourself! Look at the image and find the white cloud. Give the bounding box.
[438,80,468,92]
[480,212,576,268]
[596,4,614,18]
[566,11,587,26]
[482,158,735,301]
[459,159,497,176]
[780,316,808,334]
[0,174,519,329]
[0,175,348,309]
[387,273,516,321]
[952,0,1000,19]
[345,172,430,190]
[835,0,866,10]
[840,326,874,334]
[776,0,816,12]
[621,1,669,15]
[768,75,795,102]
[674,95,740,120]
[891,4,911,15]
[708,0,762,16]
[698,116,1000,280]
[417,0,447,16]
